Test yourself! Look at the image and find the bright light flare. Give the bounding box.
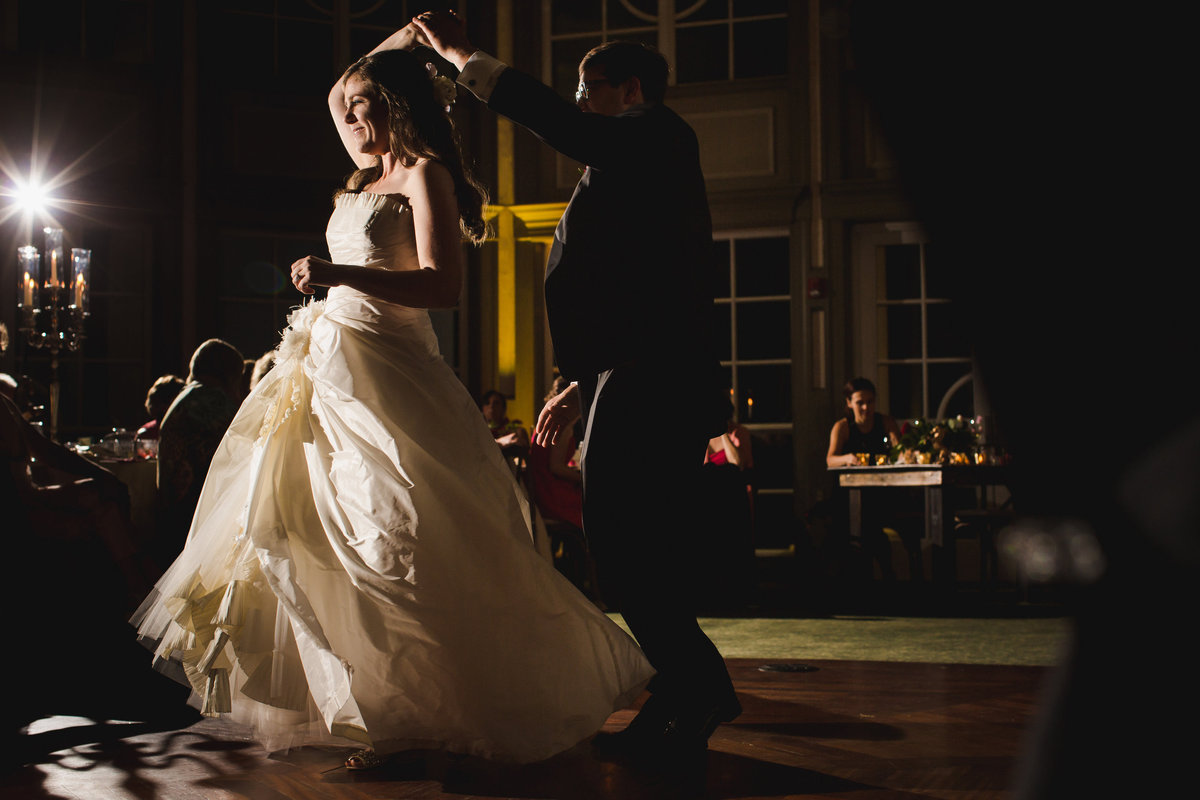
[13,179,50,214]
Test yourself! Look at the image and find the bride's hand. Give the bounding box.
[291,255,339,295]
[373,22,427,54]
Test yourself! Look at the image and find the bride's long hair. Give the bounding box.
[337,49,488,244]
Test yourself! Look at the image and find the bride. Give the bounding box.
[131,24,652,768]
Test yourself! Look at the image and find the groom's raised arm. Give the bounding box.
[413,11,651,170]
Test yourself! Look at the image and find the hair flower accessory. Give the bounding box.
[426,62,457,112]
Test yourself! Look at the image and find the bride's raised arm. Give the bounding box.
[328,24,426,168]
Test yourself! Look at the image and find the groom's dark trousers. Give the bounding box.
[483,64,739,715]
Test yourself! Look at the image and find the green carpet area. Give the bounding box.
[609,613,1069,667]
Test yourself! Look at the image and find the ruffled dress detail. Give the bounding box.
[132,191,653,761]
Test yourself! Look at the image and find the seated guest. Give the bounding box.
[2,392,154,608]
[528,376,583,529]
[481,389,530,462]
[137,374,186,440]
[4,373,50,428]
[826,376,901,467]
[826,376,920,582]
[249,350,275,392]
[155,338,245,568]
[3,392,190,732]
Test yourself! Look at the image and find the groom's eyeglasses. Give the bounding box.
[575,79,609,104]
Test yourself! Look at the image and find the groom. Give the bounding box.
[413,11,741,760]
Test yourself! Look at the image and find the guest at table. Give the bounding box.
[2,373,49,429]
[826,377,900,467]
[826,377,920,583]
[481,388,530,463]
[2,392,191,737]
[154,338,245,569]
[137,374,185,441]
[2,392,154,609]
[248,350,275,392]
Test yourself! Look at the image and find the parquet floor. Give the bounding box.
[4,657,1047,799]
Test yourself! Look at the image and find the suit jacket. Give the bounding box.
[487,67,721,402]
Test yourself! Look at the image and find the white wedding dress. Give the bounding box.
[132,191,652,762]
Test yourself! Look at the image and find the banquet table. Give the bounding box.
[829,463,1011,581]
[98,457,157,536]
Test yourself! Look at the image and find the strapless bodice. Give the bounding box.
[320,190,437,352]
[326,191,417,270]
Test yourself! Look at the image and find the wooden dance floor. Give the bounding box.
[5,657,1048,799]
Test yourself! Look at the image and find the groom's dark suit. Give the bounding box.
[478,64,739,720]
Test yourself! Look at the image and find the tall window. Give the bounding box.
[854,223,973,421]
[207,0,457,84]
[713,232,793,546]
[546,0,788,98]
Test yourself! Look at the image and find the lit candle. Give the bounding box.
[17,246,39,308]
[44,227,63,290]
[746,396,754,420]
[71,248,91,311]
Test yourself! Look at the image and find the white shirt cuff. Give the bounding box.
[456,51,507,102]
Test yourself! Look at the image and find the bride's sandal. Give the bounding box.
[345,749,384,771]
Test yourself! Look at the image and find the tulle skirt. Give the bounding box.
[132,292,652,761]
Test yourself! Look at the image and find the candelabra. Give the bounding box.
[16,227,90,441]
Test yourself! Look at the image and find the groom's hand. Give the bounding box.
[412,10,477,72]
[535,383,582,447]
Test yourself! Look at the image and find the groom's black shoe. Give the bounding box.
[594,693,741,763]
[592,693,674,755]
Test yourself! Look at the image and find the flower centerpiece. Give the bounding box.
[894,416,980,465]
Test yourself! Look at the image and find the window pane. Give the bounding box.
[883,304,921,359]
[930,363,974,420]
[209,13,274,81]
[882,244,920,299]
[553,37,600,98]
[733,18,786,78]
[736,300,789,360]
[926,302,969,358]
[678,0,726,23]
[885,363,922,420]
[278,19,332,85]
[924,241,957,299]
[607,0,657,30]
[553,2,602,34]
[713,303,732,361]
[734,0,788,15]
[736,363,790,423]
[676,24,728,84]
[216,0,274,12]
[712,239,731,297]
[734,236,788,296]
[277,0,329,21]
